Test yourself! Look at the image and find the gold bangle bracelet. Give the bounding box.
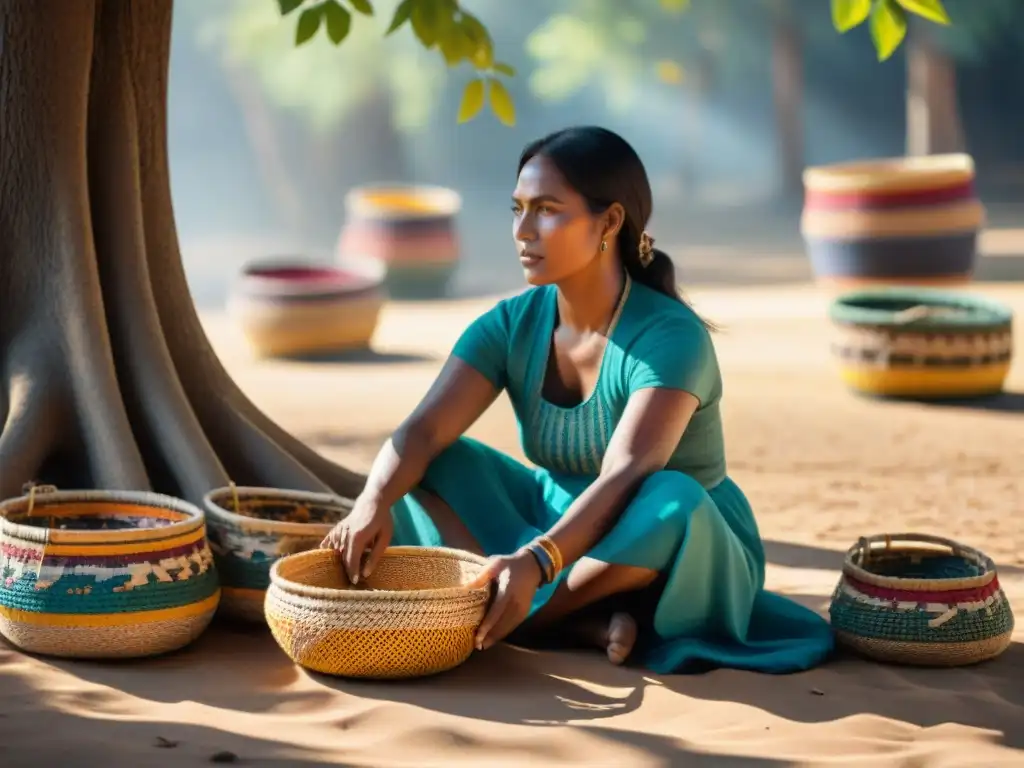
[534,534,564,579]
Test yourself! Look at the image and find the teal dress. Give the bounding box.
[390,276,834,674]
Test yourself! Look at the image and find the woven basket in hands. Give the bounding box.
[203,486,352,623]
[829,533,1014,667]
[0,488,220,659]
[265,546,491,679]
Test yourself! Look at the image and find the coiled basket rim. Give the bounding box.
[269,546,490,603]
[345,183,463,219]
[203,486,353,538]
[828,287,1013,330]
[0,489,206,545]
[843,533,999,592]
[803,153,975,193]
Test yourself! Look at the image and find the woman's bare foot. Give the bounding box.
[604,612,638,665]
[576,612,638,665]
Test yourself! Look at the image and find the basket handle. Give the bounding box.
[21,482,57,579]
[228,480,240,514]
[892,305,970,324]
[858,534,895,566]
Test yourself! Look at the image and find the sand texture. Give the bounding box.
[1,283,1022,767]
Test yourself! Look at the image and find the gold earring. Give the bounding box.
[600,240,608,252]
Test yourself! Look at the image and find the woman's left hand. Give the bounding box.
[468,550,543,651]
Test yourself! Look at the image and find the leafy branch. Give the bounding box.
[276,0,517,125]
[831,0,951,60]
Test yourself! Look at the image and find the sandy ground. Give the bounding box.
[2,282,1023,767]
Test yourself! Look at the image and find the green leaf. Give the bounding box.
[457,12,492,68]
[870,0,908,61]
[659,0,690,11]
[348,0,374,15]
[323,1,352,44]
[457,78,486,123]
[488,77,516,126]
[411,0,442,48]
[295,5,323,45]
[831,0,872,32]
[277,0,305,15]
[895,0,951,25]
[386,0,412,35]
[439,27,473,66]
[493,62,516,77]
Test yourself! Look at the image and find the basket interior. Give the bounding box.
[6,501,186,531]
[277,549,484,594]
[855,546,986,580]
[216,497,348,526]
[830,289,1011,329]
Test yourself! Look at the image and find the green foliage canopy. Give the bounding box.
[269,0,961,125]
[275,0,517,126]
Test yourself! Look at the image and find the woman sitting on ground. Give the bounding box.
[323,126,834,673]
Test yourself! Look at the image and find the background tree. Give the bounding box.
[0,0,512,504]
[0,0,964,505]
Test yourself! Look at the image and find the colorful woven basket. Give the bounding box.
[0,488,220,659]
[801,153,984,288]
[227,258,386,359]
[829,534,1014,667]
[337,184,462,299]
[829,286,1014,398]
[265,546,490,679]
[203,486,351,623]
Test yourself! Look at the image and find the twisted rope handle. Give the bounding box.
[892,305,971,325]
[229,480,240,514]
[20,482,58,580]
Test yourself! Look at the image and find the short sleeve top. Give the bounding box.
[451,276,726,488]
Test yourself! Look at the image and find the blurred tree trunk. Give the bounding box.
[224,64,306,233]
[905,28,964,156]
[771,13,803,196]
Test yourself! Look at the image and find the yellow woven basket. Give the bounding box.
[265,546,491,680]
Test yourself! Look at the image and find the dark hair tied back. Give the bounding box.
[518,126,713,329]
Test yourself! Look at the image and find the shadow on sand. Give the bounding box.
[273,347,436,365]
[22,615,1022,763]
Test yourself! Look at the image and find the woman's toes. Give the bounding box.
[605,612,638,665]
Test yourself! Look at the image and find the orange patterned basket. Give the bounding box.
[265,547,490,679]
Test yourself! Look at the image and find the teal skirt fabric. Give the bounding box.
[390,436,835,674]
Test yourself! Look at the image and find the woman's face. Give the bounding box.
[511,155,609,285]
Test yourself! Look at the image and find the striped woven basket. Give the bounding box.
[337,184,462,299]
[203,486,351,623]
[0,488,220,659]
[265,547,490,679]
[227,258,386,359]
[829,533,1014,667]
[829,286,1014,398]
[801,153,984,288]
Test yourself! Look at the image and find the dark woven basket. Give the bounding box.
[829,533,1014,667]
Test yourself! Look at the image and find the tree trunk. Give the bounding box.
[771,16,804,197]
[0,0,365,504]
[905,28,965,156]
[224,63,306,234]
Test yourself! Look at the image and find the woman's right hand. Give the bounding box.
[320,492,393,584]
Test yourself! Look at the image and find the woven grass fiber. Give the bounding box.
[829,533,1014,667]
[265,546,490,680]
[203,486,352,623]
[0,488,220,659]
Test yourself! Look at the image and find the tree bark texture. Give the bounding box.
[0,0,366,504]
[771,17,804,197]
[905,29,965,156]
